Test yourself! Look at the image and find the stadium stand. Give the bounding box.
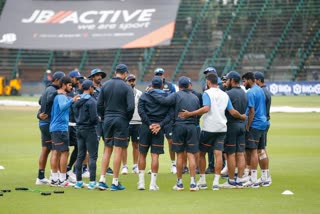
[0,0,319,83]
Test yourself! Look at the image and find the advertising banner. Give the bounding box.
[0,0,180,50]
[265,81,320,95]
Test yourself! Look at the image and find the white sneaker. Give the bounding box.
[82,170,90,178]
[67,171,77,183]
[35,177,50,185]
[256,176,272,187]
[221,165,228,176]
[212,184,220,191]
[137,182,145,190]
[220,180,237,189]
[243,180,253,188]
[132,165,139,174]
[240,175,250,183]
[172,183,184,191]
[171,164,177,174]
[190,183,199,191]
[263,176,272,187]
[121,166,129,175]
[149,184,160,191]
[67,170,76,177]
[196,181,208,190]
[59,180,75,187]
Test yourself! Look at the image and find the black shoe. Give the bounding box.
[205,167,214,174]
[182,166,189,174]
[106,167,113,175]
[196,167,200,174]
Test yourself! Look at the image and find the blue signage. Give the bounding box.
[265,82,320,95]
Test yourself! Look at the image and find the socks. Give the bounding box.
[112,178,119,185]
[52,172,59,181]
[139,170,145,184]
[150,173,157,186]
[190,177,196,185]
[38,169,45,179]
[199,174,206,183]
[261,169,270,179]
[251,170,258,183]
[99,175,106,183]
[59,173,66,182]
[213,174,220,185]
[244,168,250,177]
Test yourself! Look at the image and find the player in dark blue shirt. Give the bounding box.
[150,76,201,191]
[36,71,65,185]
[153,67,177,174]
[97,64,134,191]
[137,76,172,191]
[220,71,248,188]
[73,80,100,190]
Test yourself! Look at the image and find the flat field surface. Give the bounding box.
[0,96,319,213]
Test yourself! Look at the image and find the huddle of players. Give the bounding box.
[36,69,102,189]
[35,64,271,191]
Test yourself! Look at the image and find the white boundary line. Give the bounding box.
[0,100,320,112]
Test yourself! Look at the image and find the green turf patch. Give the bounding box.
[0,99,319,213]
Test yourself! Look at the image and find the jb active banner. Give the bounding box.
[0,0,180,50]
[265,81,320,95]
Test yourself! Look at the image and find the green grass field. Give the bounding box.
[0,96,320,213]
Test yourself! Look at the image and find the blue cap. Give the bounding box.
[203,67,217,74]
[82,80,94,90]
[88,68,106,79]
[226,71,241,81]
[152,76,163,88]
[52,71,65,81]
[178,76,191,88]
[79,78,86,84]
[154,68,165,75]
[69,70,83,79]
[254,72,264,80]
[115,64,129,73]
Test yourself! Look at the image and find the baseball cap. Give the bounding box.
[52,71,65,81]
[69,70,83,79]
[82,80,94,90]
[254,72,264,80]
[152,76,163,88]
[88,68,106,79]
[115,64,128,73]
[126,74,136,81]
[154,68,164,75]
[78,78,86,84]
[226,71,241,81]
[178,76,191,88]
[222,75,227,81]
[203,67,217,74]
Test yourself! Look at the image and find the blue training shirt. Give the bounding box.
[50,94,73,132]
[245,84,268,130]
